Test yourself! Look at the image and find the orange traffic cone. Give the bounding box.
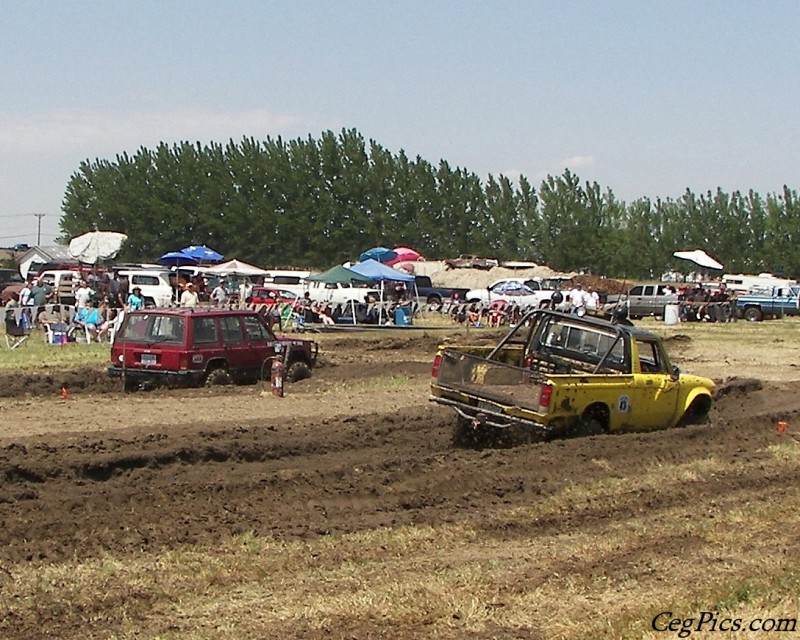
[60,386,70,400]
[777,420,788,434]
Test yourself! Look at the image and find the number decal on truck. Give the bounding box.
[617,395,630,412]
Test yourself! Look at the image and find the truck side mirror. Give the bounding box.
[671,365,680,381]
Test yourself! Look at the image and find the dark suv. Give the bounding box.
[108,308,318,391]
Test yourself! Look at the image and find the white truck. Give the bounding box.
[465,278,553,308]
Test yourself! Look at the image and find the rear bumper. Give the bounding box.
[107,365,205,387]
[430,394,556,435]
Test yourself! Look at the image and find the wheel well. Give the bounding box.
[286,349,310,366]
[206,358,228,372]
[683,394,712,421]
[582,403,610,430]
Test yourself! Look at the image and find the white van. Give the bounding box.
[306,281,379,306]
[117,269,174,307]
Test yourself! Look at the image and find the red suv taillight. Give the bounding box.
[179,353,189,370]
[431,354,442,378]
[539,384,553,410]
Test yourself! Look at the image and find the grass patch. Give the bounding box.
[0,327,109,369]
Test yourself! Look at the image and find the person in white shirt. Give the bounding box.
[568,283,585,315]
[180,282,199,308]
[584,286,600,314]
[19,281,32,306]
[210,283,228,308]
[238,280,253,309]
[74,280,94,308]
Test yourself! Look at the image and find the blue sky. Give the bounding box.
[2,0,798,246]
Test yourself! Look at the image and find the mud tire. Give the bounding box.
[286,361,312,383]
[204,368,232,387]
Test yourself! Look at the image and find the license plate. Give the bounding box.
[477,401,496,412]
[141,353,157,365]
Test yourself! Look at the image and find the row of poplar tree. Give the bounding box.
[60,128,800,279]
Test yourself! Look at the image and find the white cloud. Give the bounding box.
[0,108,316,154]
[559,154,595,169]
[530,154,597,182]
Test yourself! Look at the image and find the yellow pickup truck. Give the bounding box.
[430,309,714,441]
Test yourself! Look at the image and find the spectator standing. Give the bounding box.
[584,287,600,314]
[210,282,228,308]
[180,282,199,308]
[29,279,52,307]
[19,281,32,307]
[238,280,253,309]
[74,280,94,309]
[568,283,585,315]
[106,273,123,308]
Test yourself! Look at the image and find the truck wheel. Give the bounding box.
[573,405,609,437]
[677,396,712,427]
[743,307,762,322]
[426,295,443,311]
[205,367,232,387]
[286,361,312,382]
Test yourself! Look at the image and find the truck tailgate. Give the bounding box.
[433,349,548,414]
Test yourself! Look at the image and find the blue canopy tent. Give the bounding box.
[180,245,224,263]
[350,259,416,323]
[350,258,413,281]
[358,247,398,264]
[158,251,200,266]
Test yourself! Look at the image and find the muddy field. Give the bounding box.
[1,327,799,639]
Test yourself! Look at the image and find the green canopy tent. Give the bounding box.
[306,265,375,324]
[306,265,374,285]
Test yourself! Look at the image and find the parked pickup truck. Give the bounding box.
[430,309,714,442]
[735,285,800,321]
[605,283,679,319]
[413,275,470,308]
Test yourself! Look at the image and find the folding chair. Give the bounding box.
[4,311,30,349]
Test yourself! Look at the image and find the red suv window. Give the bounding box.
[119,314,184,343]
[221,316,245,344]
[192,317,218,345]
[243,315,272,342]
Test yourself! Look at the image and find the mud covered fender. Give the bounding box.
[680,386,713,415]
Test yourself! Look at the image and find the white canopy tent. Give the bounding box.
[204,259,270,277]
[673,249,724,271]
[67,231,128,264]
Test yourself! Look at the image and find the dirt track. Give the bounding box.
[1,330,799,638]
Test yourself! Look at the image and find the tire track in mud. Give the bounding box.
[0,378,794,565]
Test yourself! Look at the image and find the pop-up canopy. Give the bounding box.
[307,265,374,284]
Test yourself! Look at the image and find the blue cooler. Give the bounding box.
[394,306,413,326]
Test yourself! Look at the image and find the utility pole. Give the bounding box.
[34,213,45,246]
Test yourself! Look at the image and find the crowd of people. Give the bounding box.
[3,265,744,342]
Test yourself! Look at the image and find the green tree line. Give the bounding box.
[60,128,800,279]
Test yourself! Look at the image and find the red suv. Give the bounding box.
[108,308,318,391]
